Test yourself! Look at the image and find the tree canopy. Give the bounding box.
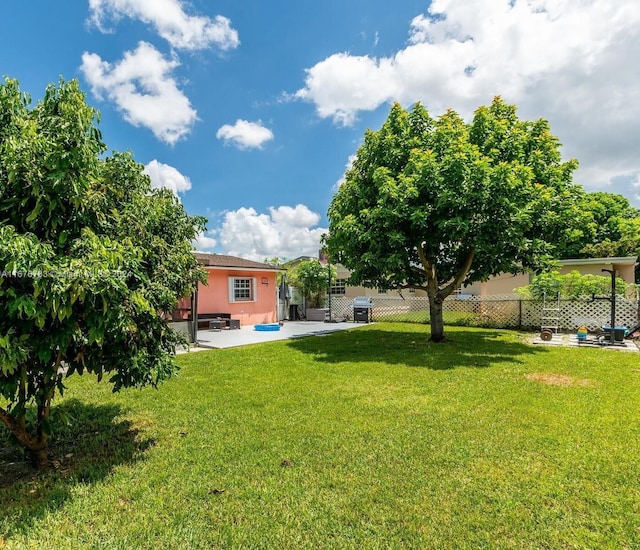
[0,78,206,466]
[326,98,581,341]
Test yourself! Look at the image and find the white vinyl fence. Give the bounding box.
[328,294,639,332]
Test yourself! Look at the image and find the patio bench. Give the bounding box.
[207,317,240,331]
[197,313,231,330]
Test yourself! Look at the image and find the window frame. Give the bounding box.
[228,277,257,302]
[329,278,347,296]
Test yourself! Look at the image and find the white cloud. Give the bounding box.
[269,205,320,228]
[193,231,218,251]
[210,205,326,261]
[335,153,357,189]
[144,160,191,194]
[80,41,197,144]
[294,0,640,195]
[631,172,640,203]
[88,0,239,51]
[295,53,397,126]
[216,120,274,150]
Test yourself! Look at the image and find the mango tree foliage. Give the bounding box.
[0,78,206,466]
[326,98,581,341]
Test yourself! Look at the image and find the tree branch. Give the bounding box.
[417,244,438,296]
[0,405,17,432]
[440,248,475,299]
[18,365,26,430]
[0,404,42,450]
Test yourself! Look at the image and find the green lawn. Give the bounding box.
[374,310,478,326]
[2,324,639,548]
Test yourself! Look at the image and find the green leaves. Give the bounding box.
[289,259,336,308]
[519,270,631,300]
[562,192,640,261]
[327,98,581,341]
[0,78,204,462]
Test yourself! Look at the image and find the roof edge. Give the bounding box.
[560,256,637,266]
[203,265,284,272]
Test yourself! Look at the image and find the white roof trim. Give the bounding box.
[560,256,637,266]
[203,265,283,272]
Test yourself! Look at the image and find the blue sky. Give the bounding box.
[2,0,639,260]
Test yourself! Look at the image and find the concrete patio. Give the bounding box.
[193,320,369,349]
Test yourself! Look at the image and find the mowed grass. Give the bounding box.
[1,323,640,548]
[375,310,478,326]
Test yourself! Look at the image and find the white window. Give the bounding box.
[408,287,416,294]
[228,277,257,302]
[329,278,346,295]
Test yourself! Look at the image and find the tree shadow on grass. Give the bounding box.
[0,398,154,532]
[286,325,548,370]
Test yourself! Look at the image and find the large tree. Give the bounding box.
[0,78,206,466]
[326,98,581,341]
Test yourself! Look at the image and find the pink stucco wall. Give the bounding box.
[196,268,278,326]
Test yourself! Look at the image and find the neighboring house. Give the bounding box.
[281,254,414,311]
[463,256,638,296]
[178,253,283,327]
[275,252,637,319]
[330,263,430,299]
[283,253,428,302]
[328,255,637,299]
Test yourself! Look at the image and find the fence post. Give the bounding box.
[518,298,522,330]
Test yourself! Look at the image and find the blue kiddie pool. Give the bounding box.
[254,323,281,331]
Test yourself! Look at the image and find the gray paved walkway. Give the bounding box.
[193,320,369,350]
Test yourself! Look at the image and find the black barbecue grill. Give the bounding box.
[352,296,373,323]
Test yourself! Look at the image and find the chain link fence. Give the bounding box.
[328,294,639,331]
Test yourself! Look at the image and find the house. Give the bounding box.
[176,253,283,334]
[463,256,638,296]
[327,255,637,299]
[194,253,283,325]
[330,263,429,300]
[277,251,637,325]
[285,252,427,301]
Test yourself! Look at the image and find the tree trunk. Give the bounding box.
[33,446,49,469]
[0,365,56,468]
[429,295,446,342]
[35,390,53,467]
[0,406,49,467]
